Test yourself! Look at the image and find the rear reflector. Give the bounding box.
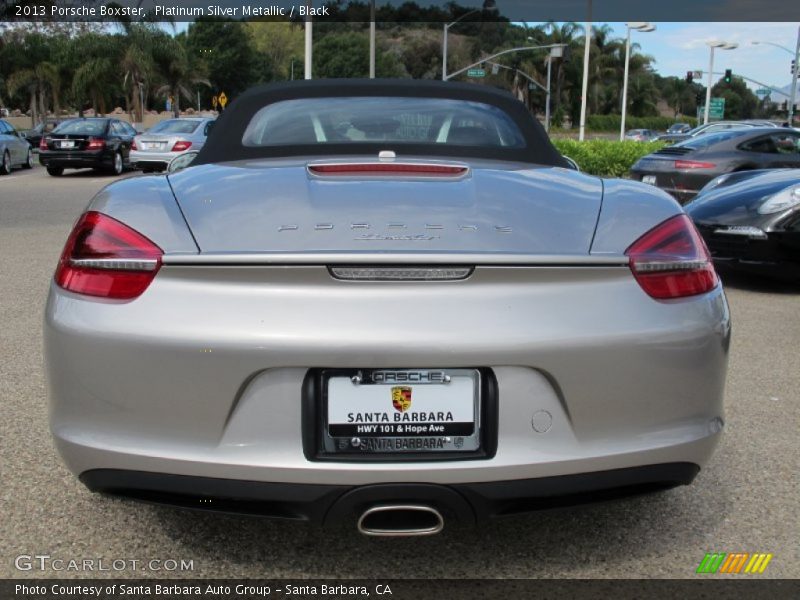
[674,160,716,169]
[308,163,468,177]
[39,137,48,151]
[131,139,138,150]
[330,266,473,281]
[625,214,718,299]
[172,140,192,152]
[55,212,163,299]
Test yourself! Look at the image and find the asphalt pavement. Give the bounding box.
[1,165,797,579]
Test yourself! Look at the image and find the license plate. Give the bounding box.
[59,140,75,149]
[642,175,657,185]
[142,142,166,151]
[324,369,480,454]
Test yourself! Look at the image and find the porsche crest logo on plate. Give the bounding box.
[391,386,412,412]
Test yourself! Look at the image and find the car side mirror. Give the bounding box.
[18,131,26,138]
[167,150,200,173]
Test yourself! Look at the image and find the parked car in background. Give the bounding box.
[130,117,215,172]
[666,123,692,135]
[657,121,760,144]
[0,118,35,174]
[45,79,730,534]
[686,169,800,280]
[624,129,659,142]
[631,127,800,203]
[39,118,136,176]
[22,118,69,150]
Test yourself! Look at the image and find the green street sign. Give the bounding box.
[756,88,770,97]
[467,68,486,78]
[700,97,726,120]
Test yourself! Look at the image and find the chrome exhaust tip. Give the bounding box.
[357,504,444,537]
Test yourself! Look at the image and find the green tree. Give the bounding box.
[711,76,758,120]
[187,19,257,106]
[153,37,210,116]
[246,21,304,81]
[314,32,405,79]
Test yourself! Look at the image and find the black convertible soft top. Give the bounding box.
[194,79,568,167]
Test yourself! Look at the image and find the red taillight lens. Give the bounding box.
[131,139,138,150]
[39,137,48,150]
[674,159,716,169]
[54,212,163,300]
[172,140,192,152]
[86,137,105,150]
[625,214,718,299]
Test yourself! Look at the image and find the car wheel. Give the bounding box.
[111,151,123,175]
[22,147,34,169]
[46,166,64,177]
[0,151,10,175]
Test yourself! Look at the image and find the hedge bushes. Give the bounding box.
[585,114,696,132]
[552,139,665,177]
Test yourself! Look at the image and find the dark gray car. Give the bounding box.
[0,119,35,174]
[631,127,800,203]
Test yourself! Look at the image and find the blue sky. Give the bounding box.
[597,22,799,96]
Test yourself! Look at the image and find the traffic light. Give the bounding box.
[782,101,788,111]
[695,93,703,105]
[686,71,693,83]
[793,60,797,75]
[724,69,732,84]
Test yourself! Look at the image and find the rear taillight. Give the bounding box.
[39,137,47,151]
[625,214,718,299]
[674,159,716,169]
[172,140,192,152]
[308,163,468,177]
[87,138,105,150]
[131,139,138,150]
[55,211,162,300]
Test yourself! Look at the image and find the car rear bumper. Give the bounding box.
[45,264,730,501]
[130,149,181,168]
[39,150,109,168]
[80,462,701,524]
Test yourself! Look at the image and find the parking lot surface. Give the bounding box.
[1,165,798,579]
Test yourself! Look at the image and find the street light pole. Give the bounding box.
[578,0,592,141]
[369,0,376,79]
[704,40,737,125]
[442,0,498,81]
[619,22,655,141]
[546,55,552,132]
[790,25,800,126]
[304,1,312,79]
[752,32,799,125]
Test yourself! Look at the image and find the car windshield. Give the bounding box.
[242,97,527,149]
[148,120,201,134]
[53,120,107,135]
[676,130,750,149]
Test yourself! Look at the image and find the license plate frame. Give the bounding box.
[302,368,498,462]
[59,140,75,149]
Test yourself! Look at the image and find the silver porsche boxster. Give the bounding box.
[45,80,730,536]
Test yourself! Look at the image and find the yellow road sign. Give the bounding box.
[218,92,228,108]
[211,95,218,109]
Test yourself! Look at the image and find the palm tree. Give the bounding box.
[154,41,209,117]
[72,57,116,116]
[6,62,60,126]
[542,22,583,116]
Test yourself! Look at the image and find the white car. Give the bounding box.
[130,117,215,172]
